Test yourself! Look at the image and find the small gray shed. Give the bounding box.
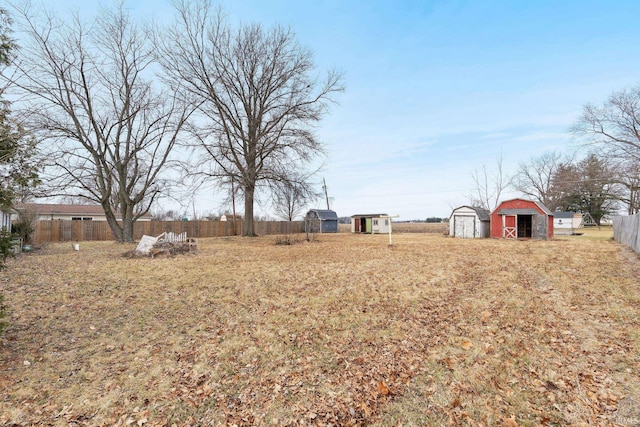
[305,209,338,233]
[449,206,490,238]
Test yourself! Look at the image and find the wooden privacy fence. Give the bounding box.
[613,214,640,254]
[31,220,305,244]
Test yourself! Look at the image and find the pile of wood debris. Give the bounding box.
[123,232,198,258]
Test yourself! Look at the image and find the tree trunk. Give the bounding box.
[243,185,256,236]
[122,215,135,243]
[104,207,124,243]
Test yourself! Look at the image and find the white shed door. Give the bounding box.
[454,215,475,238]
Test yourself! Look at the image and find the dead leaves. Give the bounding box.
[460,337,474,350]
[1,234,639,426]
[377,381,391,396]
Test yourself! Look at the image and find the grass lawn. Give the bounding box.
[1,228,639,426]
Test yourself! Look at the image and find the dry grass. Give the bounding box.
[0,228,638,426]
[337,222,446,234]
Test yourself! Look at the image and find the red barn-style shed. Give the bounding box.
[490,198,554,240]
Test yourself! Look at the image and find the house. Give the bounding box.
[553,212,583,235]
[0,207,14,231]
[305,209,338,233]
[490,198,554,240]
[449,206,490,238]
[13,203,153,222]
[220,214,242,223]
[351,214,391,234]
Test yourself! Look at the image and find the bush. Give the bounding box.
[0,228,15,336]
[0,227,15,267]
[0,293,6,335]
[11,208,37,244]
[274,235,304,245]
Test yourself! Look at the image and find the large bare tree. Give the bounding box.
[573,85,640,162]
[6,3,193,242]
[511,151,566,210]
[158,0,343,236]
[573,85,640,215]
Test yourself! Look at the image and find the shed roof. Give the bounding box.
[493,198,553,216]
[451,205,490,221]
[553,211,575,219]
[350,213,389,218]
[496,208,545,216]
[307,209,338,220]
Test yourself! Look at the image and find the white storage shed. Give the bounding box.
[449,206,490,238]
[553,212,583,235]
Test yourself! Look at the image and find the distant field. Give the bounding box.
[0,227,638,425]
[338,222,446,234]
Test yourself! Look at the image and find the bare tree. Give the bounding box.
[613,160,640,214]
[158,0,343,236]
[511,151,566,210]
[573,85,640,162]
[6,3,193,242]
[270,175,317,221]
[469,154,508,212]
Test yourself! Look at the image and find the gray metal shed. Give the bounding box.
[305,209,338,233]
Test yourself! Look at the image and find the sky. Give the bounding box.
[25,0,640,219]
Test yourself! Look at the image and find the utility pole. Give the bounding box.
[322,178,330,210]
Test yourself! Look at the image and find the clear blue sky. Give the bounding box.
[30,0,640,219]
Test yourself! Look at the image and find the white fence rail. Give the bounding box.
[158,231,188,243]
[613,214,640,253]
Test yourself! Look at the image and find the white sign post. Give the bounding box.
[380,215,400,245]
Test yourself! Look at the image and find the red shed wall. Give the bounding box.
[490,212,503,238]
[498,199,545,213]
[490,199,549,239]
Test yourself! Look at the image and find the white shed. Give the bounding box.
[351,214,391,234]
[553,212,583,235]
[449,206,490,238]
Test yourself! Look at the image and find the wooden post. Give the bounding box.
[380,215,399,245]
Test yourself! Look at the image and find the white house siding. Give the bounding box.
[0,210,11,230]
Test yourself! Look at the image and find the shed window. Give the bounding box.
[373,219,378,226]
[384,219,389,226]
[71,217,93,221]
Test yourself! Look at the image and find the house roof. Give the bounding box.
[307,209,338,220]
[14,203,153,219]
[451,205,490,221]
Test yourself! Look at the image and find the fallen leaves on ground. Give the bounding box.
[0,231,638,426]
